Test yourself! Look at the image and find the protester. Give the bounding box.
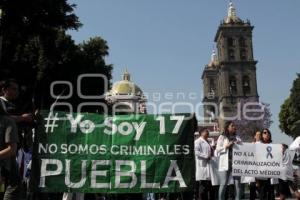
[279,143,300,200]
[195,128,215,200]
[253,131,262,144]
[62,192,84,200]
[0,105,20,200]
[16,137,32,200]
[210,139,220,200]
[0,79,33,123]
[289,136,300,153]
[248,131,262,200]
[257,128,276,200]
[216,121,242,200]
[240,131,262,200]
[0,79,36,199]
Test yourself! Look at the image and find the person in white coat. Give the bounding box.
[278,143,300,200]
[216,121,242,200]
[195,128,215,200]
[289,136,300,153]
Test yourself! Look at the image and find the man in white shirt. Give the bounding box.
[195,128,214,200]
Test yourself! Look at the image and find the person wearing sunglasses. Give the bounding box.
[257,129,276,200]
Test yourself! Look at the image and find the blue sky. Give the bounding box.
[68,0,300,144]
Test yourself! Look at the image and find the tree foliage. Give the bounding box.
[234,99,273,142]
[279,74,300,138]
[0,0,113,113]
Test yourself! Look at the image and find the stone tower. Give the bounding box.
[202,2,259,130]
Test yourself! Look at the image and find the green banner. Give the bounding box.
[32,111,196,193]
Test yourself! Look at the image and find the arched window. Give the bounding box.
[240,49,247,60]
[229,76,237,95]
[208,106,216,121]
[228,49,235,61]
[115,103,134,114]
[242,76,251,95]
[207,78,216,99]
[228,37,235,47]
[239,37,246,47]
[209,78,216,92]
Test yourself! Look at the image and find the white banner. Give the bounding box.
[232,143,283,178]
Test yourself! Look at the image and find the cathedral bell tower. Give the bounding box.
[202,1,259,129]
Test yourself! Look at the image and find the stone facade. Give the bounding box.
[202,2,259,130]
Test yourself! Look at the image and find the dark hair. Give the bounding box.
[223,121,234,137]
[262,128,272,143]
[0,79,18,90]
[252,130,262,142]
[199,128,208,135]
[282,143,288,150]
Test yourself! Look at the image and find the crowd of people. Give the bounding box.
[195,122,300,200]
[1,78,300,200]
[0,79,34,200]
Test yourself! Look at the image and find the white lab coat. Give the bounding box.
[289,136,300,153]
[216,134,241,172]
[62,193,84,200]
[281,150,295,181]
[210,156,221,186]
[195,137,212,181]
[216,135,230,171]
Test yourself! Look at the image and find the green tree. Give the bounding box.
[0,0,81,110]
[279,74,300,138]
[0,0,81,72]
[0,1,113,113]
[234,101,273,142]
[43,36,113,113]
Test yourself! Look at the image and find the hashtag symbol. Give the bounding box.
[44,112,59,133]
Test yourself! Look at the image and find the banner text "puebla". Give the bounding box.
[31,111,196,193]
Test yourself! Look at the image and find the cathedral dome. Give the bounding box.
[110,80,143,96]
[108,70,143,96]
[105,69,147,113]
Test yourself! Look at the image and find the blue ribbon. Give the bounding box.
[266,146,273,159]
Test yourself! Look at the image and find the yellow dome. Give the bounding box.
[108,69,143,96]
[111,80,143,95]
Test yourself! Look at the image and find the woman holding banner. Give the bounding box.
[279,144,300,200]
[216,121,242,200]
[241,130,262,200]
[257,129,276,200]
